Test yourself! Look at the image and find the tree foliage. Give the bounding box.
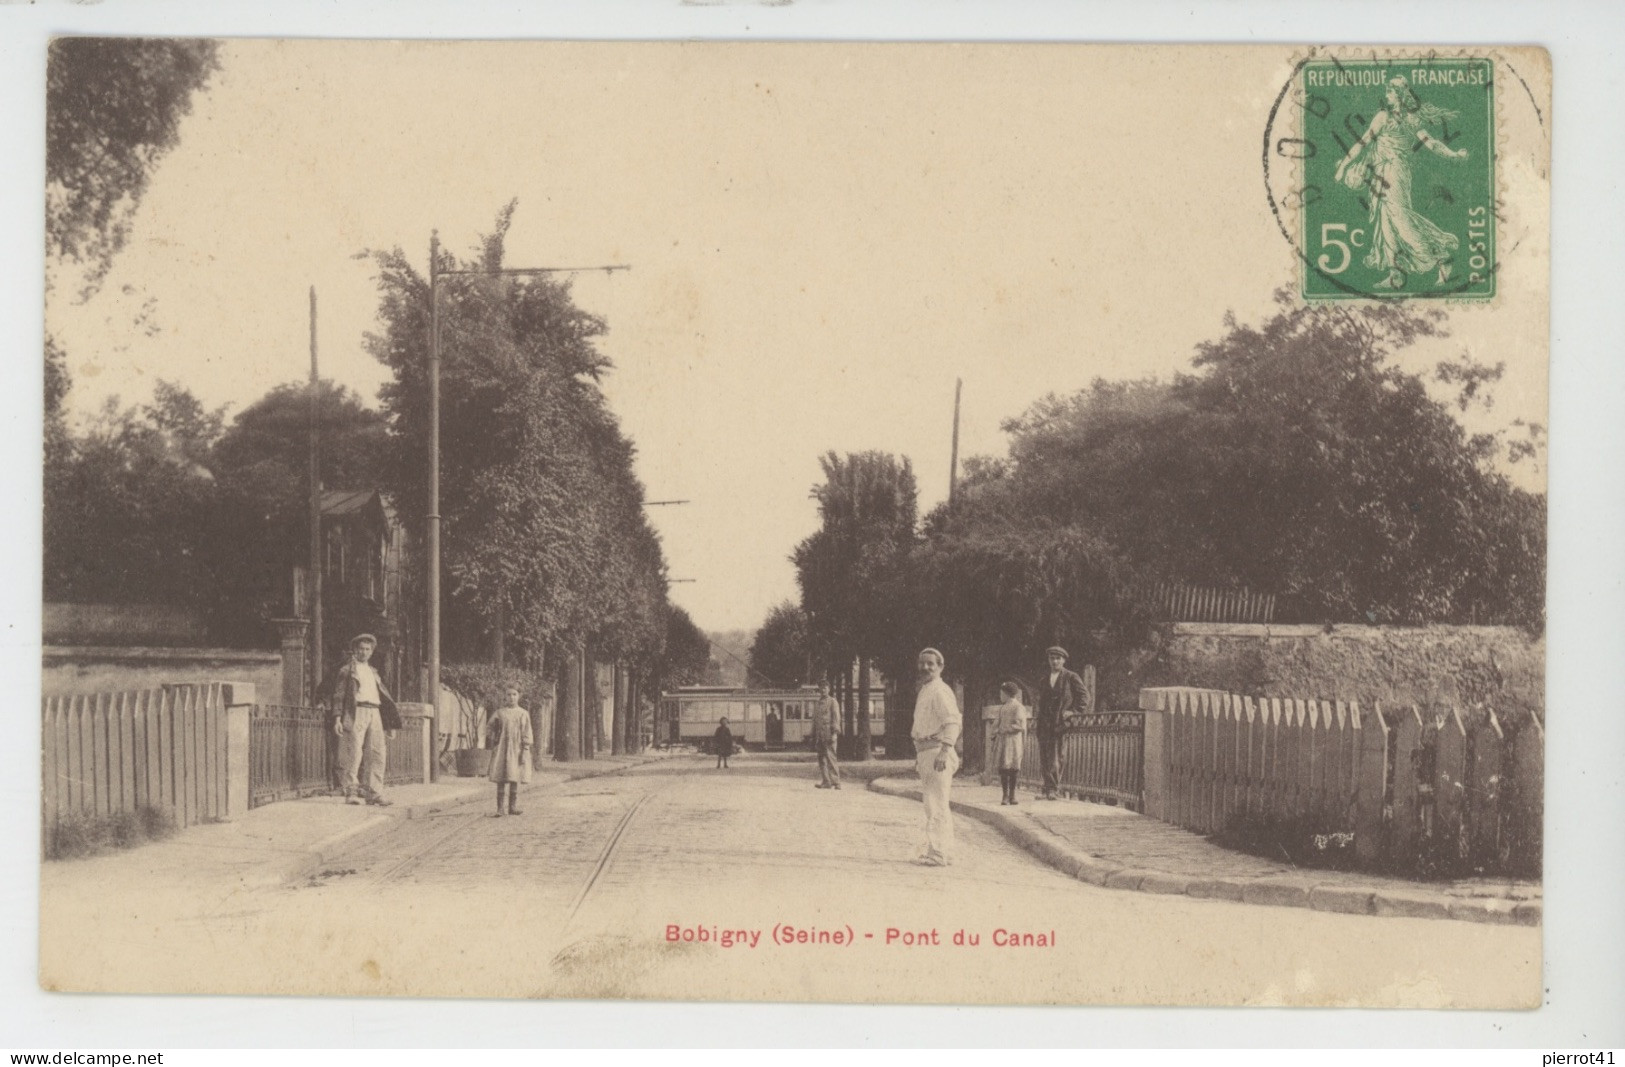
[986,294,1544,626]
[45,38,222,476]
[46,38,221,296]
[44,382,227,611]
[43,377,394,645]
[792,451,918,672]
[877,525,1149,692]
[789,295,1542,723]
[748,601,815,688]
[211,380,389,513]
[656,606,711,689]
[365,203,671,666]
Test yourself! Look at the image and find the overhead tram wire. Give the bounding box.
[708,634,785,690]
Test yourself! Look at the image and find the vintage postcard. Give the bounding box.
[37,40,1550,1009]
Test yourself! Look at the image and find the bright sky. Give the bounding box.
[47,41,1549,632]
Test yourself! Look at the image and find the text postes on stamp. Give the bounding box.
[1294,57,1495,301]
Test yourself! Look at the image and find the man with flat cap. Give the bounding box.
[326,632,401,806]
[1034,645,1086,800]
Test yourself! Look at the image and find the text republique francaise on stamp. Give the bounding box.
[1282,56,1497,302]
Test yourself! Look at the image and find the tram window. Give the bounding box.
[741,702,762,722]
[686,700,726,723]
[784,702,804,721]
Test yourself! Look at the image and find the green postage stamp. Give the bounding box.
[1296,56,1495,301]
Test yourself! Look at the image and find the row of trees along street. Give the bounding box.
[759,293,1546,761]
[43,35,710,750]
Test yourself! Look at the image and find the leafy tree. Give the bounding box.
[364,204,671,673]
[793,451,918,756]
[46,38,222,296]
[991,293,1544,627]
[748,601,815,688]
[657,606,711,689]
[44,38,222,491]
[43,383,227,613]
[876,522,1148,707]
[204,380,392,636]
[43,375,402,648]
[211,380,389,508]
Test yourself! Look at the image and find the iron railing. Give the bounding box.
[1012,711,1146,808]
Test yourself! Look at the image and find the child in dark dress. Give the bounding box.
[714,717,735,769]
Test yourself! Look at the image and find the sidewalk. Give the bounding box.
[869,777,1542,927]
[40,750,687,895]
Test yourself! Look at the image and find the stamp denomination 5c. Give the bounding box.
[1295,57,1496,301]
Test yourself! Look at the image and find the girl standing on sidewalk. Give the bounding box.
[993,681,1029,805]
[713,717,736,769]
[487,688,533,816]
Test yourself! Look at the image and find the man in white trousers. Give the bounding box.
[910,647,961,866]
[327,633,399,806]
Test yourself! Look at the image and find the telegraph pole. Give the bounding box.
[308,286,323,702]
[948,377,963,506]
[427,235,442,722]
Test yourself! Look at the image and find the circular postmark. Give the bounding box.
[1262,48,1541,303]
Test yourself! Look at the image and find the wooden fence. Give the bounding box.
[42,683,229,841]
[1142,582,1276,624]
[1139,686,1543,874]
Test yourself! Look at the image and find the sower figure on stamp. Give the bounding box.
[812,681,843,789]
[910,647,961,867]
[1034,645,1085,801]
[325,633,400,807]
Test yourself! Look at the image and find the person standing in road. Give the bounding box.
[992,680,1029,806]
[910,647,962,866]
[1034,645,1086,800]
[713,716,736,769]
[487,687,533,817]
[327,633,400,807]
[811,681,843,789]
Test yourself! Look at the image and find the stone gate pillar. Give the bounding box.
[270,617,311,706]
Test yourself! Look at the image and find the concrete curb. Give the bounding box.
[867,777,1540,927]
[286,752,685,884]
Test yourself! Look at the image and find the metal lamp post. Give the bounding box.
[424,241,629,769]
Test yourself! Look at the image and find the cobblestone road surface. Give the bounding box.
[41,755,1540,1007]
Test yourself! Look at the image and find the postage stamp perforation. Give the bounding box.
[1264,44,1543,309]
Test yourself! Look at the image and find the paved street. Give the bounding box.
[41,755,1538,1006]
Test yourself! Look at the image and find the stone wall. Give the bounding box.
[1100,622,1544,719]
[42,646,285,706]
[43,602,209,646]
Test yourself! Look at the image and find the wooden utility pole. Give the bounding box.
[427,235,443,719]
[307,286,323,703]
[948,377,963,506]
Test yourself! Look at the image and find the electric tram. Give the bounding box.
[658,685,887,750]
